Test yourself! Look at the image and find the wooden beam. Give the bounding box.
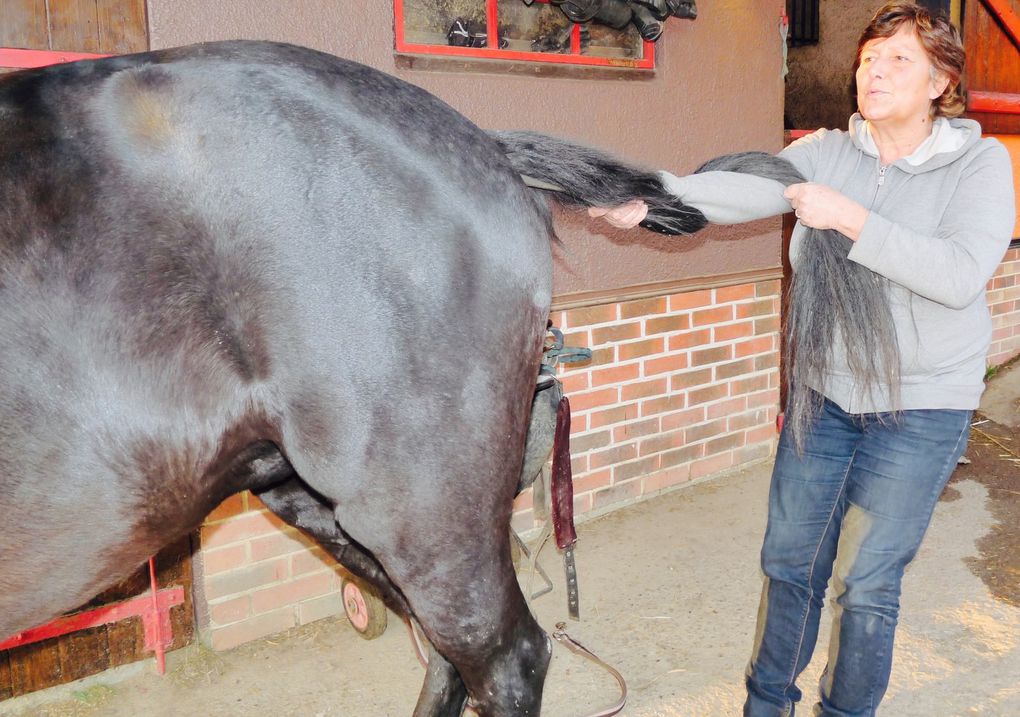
[968,89,1020,115]
[983,0,1020,49]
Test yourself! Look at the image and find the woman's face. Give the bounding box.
[855,24,949,127]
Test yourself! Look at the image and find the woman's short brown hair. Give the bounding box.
[854,1,967,118]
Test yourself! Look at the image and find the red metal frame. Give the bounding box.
[393,0,655,69]
[0,558,184,675]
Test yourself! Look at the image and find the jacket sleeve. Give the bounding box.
[657,170,791,224]
[847,141,1015,309]
[656,129,829,224]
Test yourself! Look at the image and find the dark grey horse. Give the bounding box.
[0,40,762,715]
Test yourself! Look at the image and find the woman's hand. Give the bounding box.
[784,183,869,240]
[588,199,648,229]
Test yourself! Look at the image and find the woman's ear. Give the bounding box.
[929,71,950,101]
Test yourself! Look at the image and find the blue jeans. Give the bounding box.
[744,397,971,717]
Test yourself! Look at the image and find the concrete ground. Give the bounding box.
[2,363,1017,717]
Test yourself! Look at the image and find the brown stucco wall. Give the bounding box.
[784,0,888,131]
[146,0,788,300]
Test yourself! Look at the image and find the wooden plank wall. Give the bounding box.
[0,0,147,54]
[964,0,1020,134]
[0,538,195,700]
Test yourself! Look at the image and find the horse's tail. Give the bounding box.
[488,130,709,236]
[693,150,805,185]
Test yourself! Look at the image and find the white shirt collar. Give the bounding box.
[855,115,969,166]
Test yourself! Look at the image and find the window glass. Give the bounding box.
[398,0,651,67]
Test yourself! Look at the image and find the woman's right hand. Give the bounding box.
[784,182,868,240]
[588,199,648,229]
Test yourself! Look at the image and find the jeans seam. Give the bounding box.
[929,414,970,504]
[782,445,857,704]
[864,613,896,716]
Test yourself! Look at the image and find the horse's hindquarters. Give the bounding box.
[0,41,554,712]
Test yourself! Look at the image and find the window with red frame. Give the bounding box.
[394,0,655,69]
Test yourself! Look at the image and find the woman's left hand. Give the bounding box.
[588,199,648,229]
[784,182,869,240]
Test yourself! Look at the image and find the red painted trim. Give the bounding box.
[0,47,108,68]
[787,129,816,139]
[982,0,1020,49]
[395,39,654,68]
[0,587,184,653]
[969,90,1020,115]
[486,0,500,50]
[392,0,654,69]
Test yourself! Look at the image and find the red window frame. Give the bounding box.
[394,0,655,70]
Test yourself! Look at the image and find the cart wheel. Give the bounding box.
[342,577,387,640]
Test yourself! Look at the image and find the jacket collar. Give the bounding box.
[848,112,981,173]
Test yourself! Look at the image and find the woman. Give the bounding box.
[594,3,1014,715]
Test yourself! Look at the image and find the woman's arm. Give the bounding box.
[658,170,791,224]
[589,129,829,229]
[588,168,793,228]
[847,143,1015,309]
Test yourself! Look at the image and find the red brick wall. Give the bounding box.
[511,278,782,531]
[193,276,784,650]
[196,492,346,650]
[988,246,1020,368]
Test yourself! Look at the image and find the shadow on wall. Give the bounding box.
[785,1,890,130]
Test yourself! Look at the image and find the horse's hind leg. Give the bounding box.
[414,647,468,717]
[259,477,477,715]
[254,477,412,616]
[378,518,552,717]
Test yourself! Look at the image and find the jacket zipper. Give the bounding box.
[871,163,889,207]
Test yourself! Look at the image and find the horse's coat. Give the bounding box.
[0,41,711,715]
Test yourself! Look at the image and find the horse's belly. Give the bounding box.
[0,497,140,638]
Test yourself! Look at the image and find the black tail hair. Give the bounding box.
[488,130,709,235]
[695,151,805,186]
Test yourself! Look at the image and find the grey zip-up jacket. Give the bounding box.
[661,114,1015,413]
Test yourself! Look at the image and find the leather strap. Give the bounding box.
[553,622,628,716]
[563,545,580,620]
[550,395,577,550]
[550,394,580,619]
